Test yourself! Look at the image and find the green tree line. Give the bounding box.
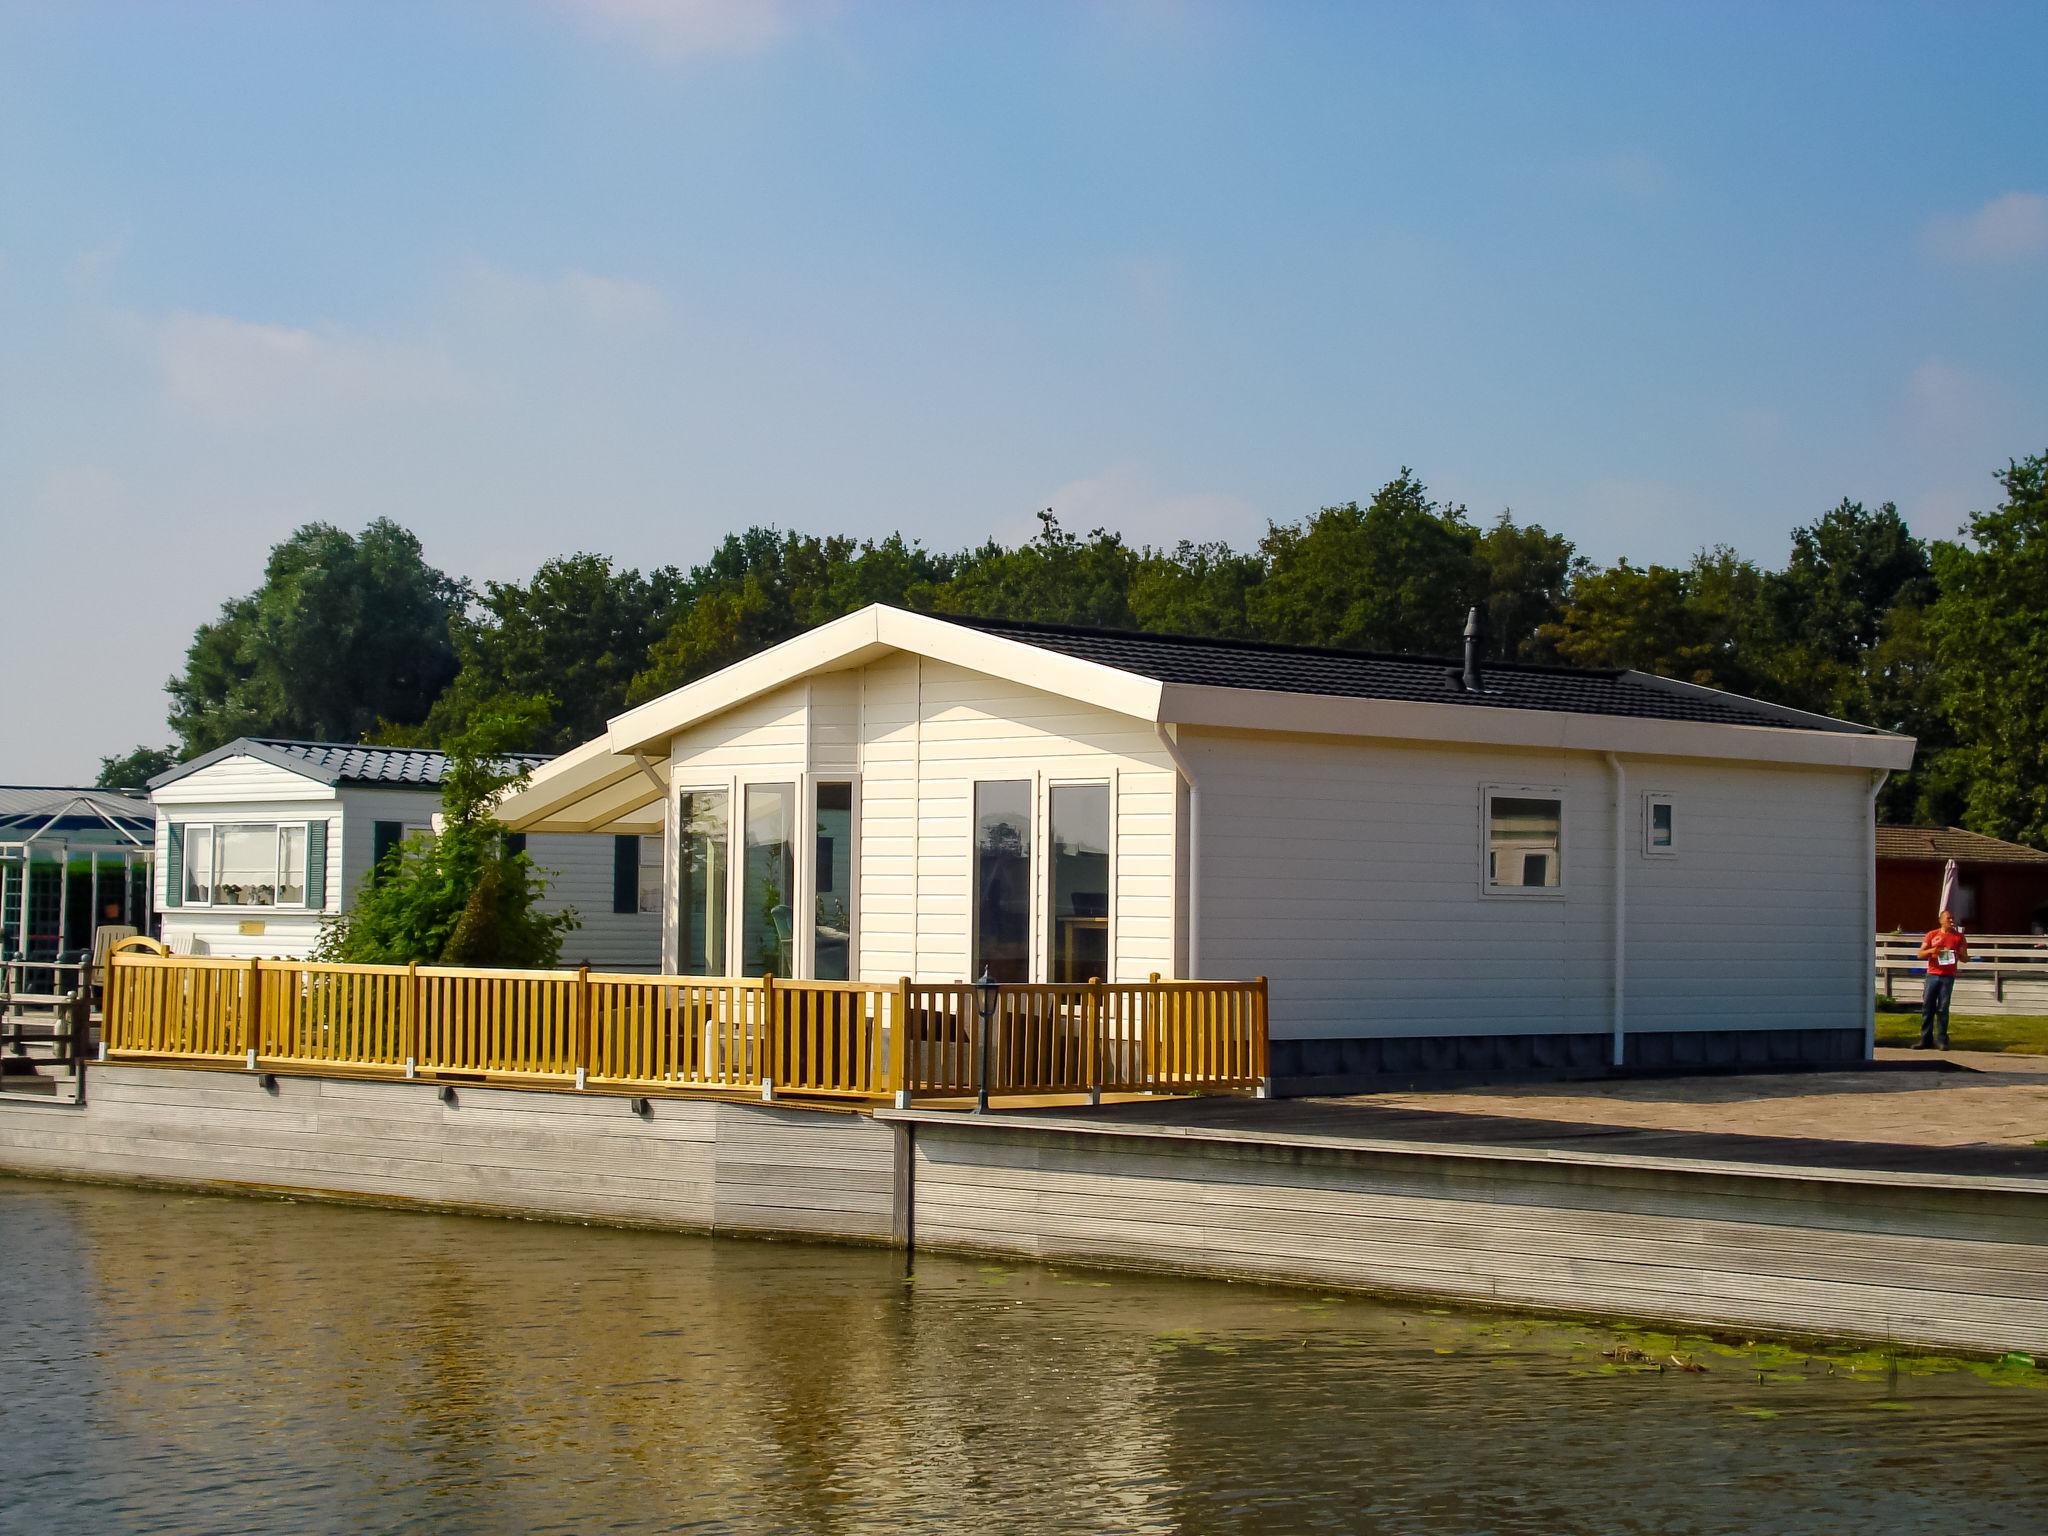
[100,451,2048,849]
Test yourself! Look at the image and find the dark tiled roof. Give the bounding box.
[1876,826,2048,865]
[248,740,552,787]
[935,615,1879,735]
[150,738,552,792]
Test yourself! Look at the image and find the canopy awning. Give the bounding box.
[495,735,667,835]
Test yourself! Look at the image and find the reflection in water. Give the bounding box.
[3,1179,2045,1535]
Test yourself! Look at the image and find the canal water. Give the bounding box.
[3,1179,2043,1535]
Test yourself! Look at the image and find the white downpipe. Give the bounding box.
[1153,723,1201,978]
[1865,769,1890,1059]
[1606,753,1627,1068]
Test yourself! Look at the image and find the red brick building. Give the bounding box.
[1876,826,2048,934]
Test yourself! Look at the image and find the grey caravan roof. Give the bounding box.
[931,615,1884,737]
[150,739,554,792]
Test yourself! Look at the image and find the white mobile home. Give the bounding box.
[149,740,661,969]
[495,606,1915,1090]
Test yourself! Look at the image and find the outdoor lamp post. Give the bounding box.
[974,966,998,1114]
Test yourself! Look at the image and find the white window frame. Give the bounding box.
[738,779,799,979]
[671,781,736,978]
[178,821,316,910]
[806,775,860,984]
[1479,785,1568,898]
[1643,792,1678,857]
[1044,776,1116,985]
[636,834,664,915]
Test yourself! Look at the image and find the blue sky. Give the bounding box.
[4,1,2045,781]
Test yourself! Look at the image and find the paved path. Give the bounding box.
[1347,1050,2048,1152]
[1027,1054,2048,1183]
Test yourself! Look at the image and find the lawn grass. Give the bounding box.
[1873,1008,2048,1054]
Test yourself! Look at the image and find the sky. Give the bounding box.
[3,1,2045,783]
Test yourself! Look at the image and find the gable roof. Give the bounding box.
[150,738,551,792]
[1876,825,2048,866]
[498,604,1915,834]
[933,614,1880,736]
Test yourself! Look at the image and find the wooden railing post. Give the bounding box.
[1087,976,1104,1104]
[403,961,421,1078]
[760,974,778,1101]
[1255,975,1270,1095]
[574,964,592,1089]
[891,976,912,1108]
[244,957,262,1069]
[1147,972,1162,1090]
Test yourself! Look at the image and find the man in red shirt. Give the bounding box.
[1915,910,1969,1049]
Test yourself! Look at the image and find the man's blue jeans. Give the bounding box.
[1920,974,1955,1047]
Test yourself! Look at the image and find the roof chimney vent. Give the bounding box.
[1461,606,1487,694]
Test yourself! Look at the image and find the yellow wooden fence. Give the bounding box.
[101,945,1267,1104]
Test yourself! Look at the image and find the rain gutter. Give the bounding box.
[1153,722,1201,978]
[1606,753,1627,1068]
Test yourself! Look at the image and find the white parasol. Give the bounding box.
[1938,858,1959,921]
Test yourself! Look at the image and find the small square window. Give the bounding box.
[1484,788,1565,894]
[1644,794,1677,856]
[638,835,663,915]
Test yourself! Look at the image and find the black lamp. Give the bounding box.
[974,966,998,1114]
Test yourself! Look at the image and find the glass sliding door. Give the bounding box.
[814,782,853,981]
[675,789,729,976]
[741,784,796,977]
[1049,784,1110,983]
[973,780,1032,982]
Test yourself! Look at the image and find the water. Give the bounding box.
[3,1179,2044,1535]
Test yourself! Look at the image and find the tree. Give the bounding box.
[1773,499,1933,665]
[1475,512,1582,662]
[1250,471,1482,654]
[1927,452,2048,847]
[95,745,176,790]
[315,701,578,966]
[167,520,467,755]
[424,553,682,752]
[1544,560,1708,676]
[628,529,950,704]
[925,511,1140,629]
[1128,541,1264,638]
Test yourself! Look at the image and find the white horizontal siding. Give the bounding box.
[1191,730,1615,1042]
[153,755,332,807]
[1192,728,1874,1044]
[859,654,1178,985]
[1623,762,1867,1033]
[525,831,661,972]
[154,785,343,958]
[337,786,440,906]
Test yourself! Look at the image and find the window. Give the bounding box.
[1644,793,1676,856]
[1484,790,1564,893]
[181,823,317,908]
[676,790,729,977]
[637,835,663,915]
[1049,784,1110,983]
[973,781,1033,982]
[814,783,854,981]
[184,826,215,905]
[278,825,309,905]
[741,784,795,976]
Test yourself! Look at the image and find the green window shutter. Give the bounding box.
[305,821,328,910]
[613,834,638,914]
[505,833,527,857]
[163,824,184,909]
[372,821,402,882]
